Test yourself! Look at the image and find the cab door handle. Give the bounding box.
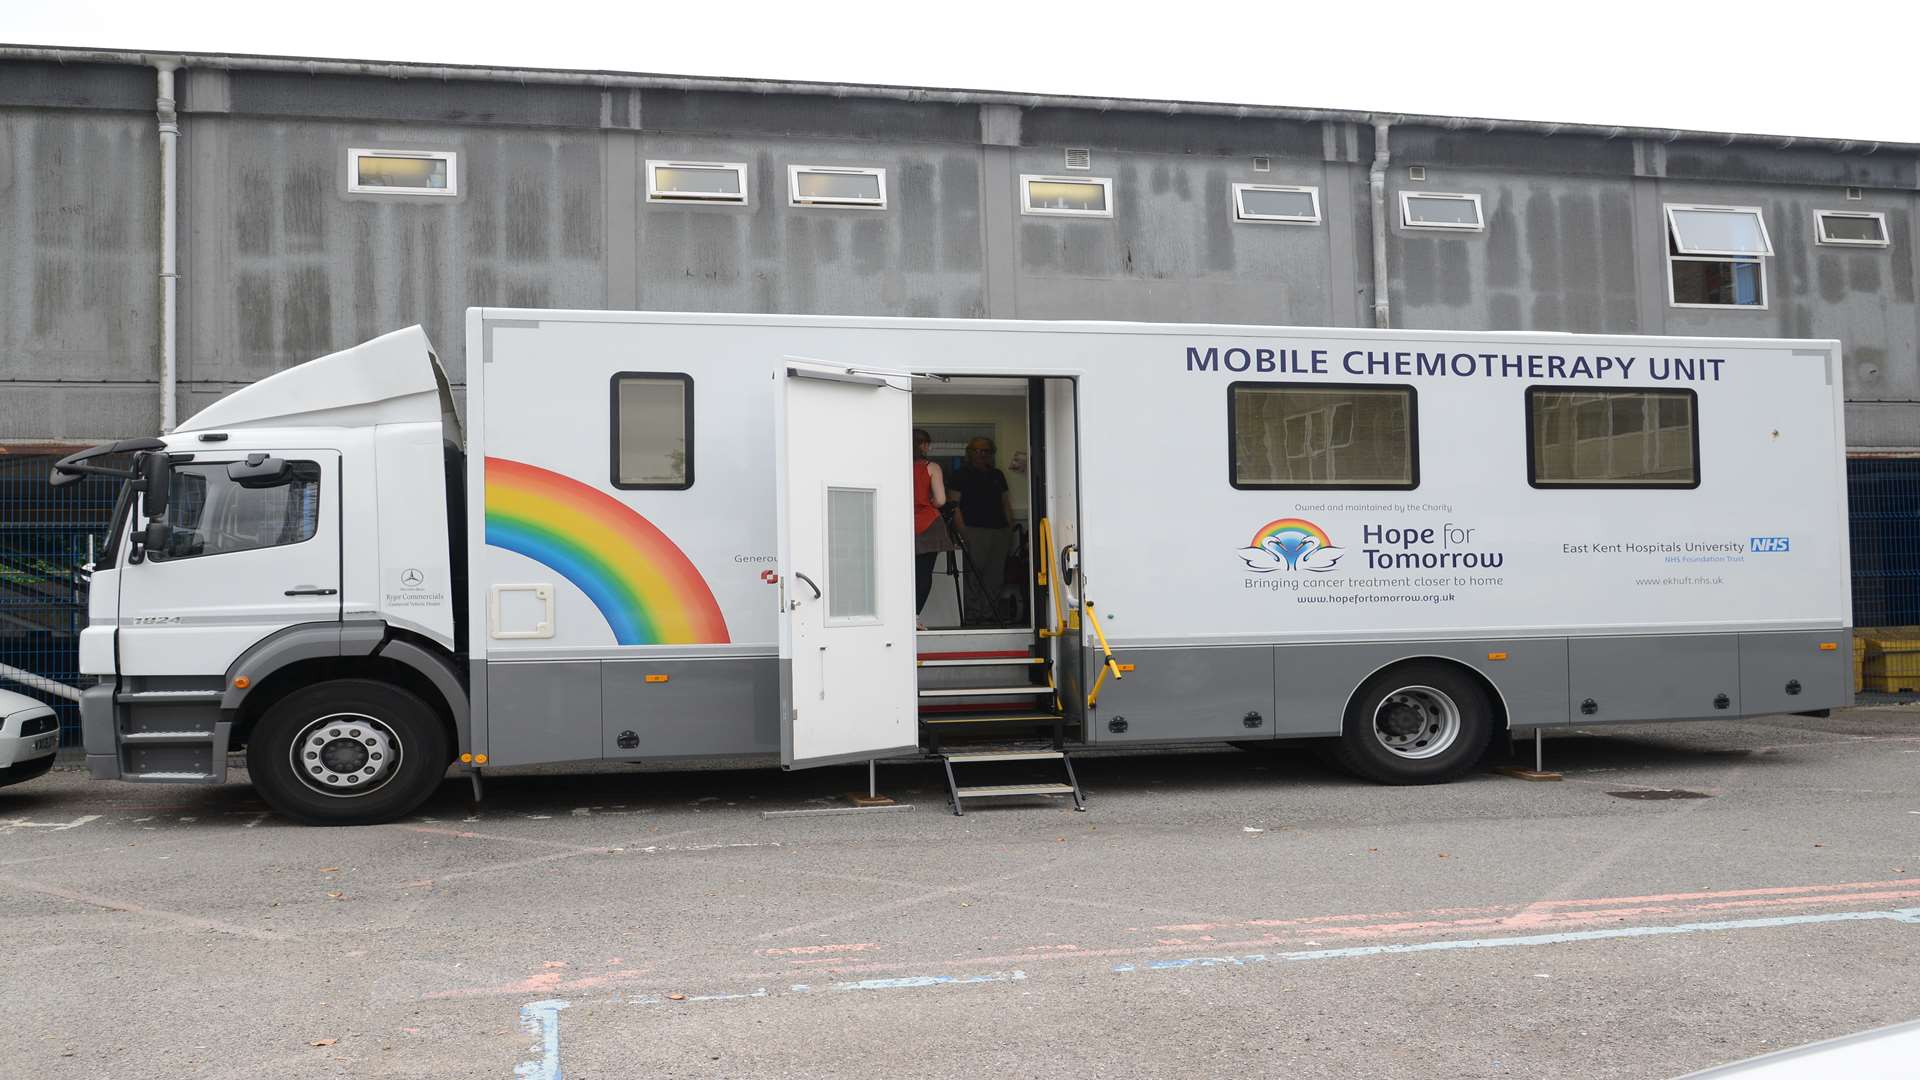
[285,587,339,596]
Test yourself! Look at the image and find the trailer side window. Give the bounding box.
[1229,383,1418,490]
[611,373,694,490]
[1527,387,1699,489]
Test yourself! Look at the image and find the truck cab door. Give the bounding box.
[775,361,918,768]
[117,452,342,678]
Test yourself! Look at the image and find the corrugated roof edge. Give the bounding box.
[0,42,1899,156]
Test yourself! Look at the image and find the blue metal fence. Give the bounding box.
[1848,456,1920,628]
[0,451,121,746]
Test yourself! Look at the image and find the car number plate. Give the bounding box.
[31,736,54,751]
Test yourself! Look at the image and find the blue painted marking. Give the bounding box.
[513,999,569,1080]
[828,971,1025,992]
[1113,907,1920,973]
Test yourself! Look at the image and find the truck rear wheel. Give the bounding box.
[246,679,451,826]
[1332,662,1492,785]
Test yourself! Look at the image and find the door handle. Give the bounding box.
[793,572,822,600]
[285,587,339,596]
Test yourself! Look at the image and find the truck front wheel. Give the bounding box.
[246,679,452,826]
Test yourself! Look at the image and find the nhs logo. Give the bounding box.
[1750,537,1791,553]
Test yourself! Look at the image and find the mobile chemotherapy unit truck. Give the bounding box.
[56,310,1853,824]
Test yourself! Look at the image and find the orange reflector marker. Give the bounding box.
[1487,652,1509,661]
[1116,663,1135,673]
[1818,642,1839,651]
[459,753,473,763]
[232,675,250,689]
[474,754,489,765]
[645,674,669,683]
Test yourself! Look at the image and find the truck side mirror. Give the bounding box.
[228,455,292,487]
[142,519,174,558]
[139,451,172,519]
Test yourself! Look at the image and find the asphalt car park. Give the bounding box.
[3,705,1918,1079]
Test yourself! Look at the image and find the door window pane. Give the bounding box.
[1231,384,1417,489]
[826,487,877,619]
[1530,389,1698,488]
[613,374,693,489]
[150,461,321,560]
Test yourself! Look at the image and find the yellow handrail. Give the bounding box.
[1084,600,1124,708]
[1035,516,1125,708]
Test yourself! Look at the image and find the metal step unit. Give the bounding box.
[111,677,231,783]
[939,748,1085,816]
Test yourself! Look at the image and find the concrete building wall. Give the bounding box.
[2,54,1917,449]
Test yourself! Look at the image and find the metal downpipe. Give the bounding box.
[1368,121,1391,329]
[155,63,179,433]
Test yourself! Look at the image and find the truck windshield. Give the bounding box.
[147,461,322,561]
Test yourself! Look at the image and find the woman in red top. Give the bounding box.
[913,428,956,627]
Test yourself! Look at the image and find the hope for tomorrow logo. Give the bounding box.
[1238,518,1346,574]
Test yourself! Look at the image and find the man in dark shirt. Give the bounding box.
[951,437,1015,625]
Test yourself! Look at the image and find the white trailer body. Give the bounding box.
[70,310,1853,824]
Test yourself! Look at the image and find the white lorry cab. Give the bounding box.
[56,310,1854,825]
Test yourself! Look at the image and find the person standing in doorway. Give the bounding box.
[912,428,956,629]
[952,436,1014,625]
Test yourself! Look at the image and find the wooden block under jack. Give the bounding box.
[1493,765,1563,781]
[844,791,898,806]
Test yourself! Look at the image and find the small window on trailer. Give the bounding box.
[1815,210,1890,247]
[1228,383,1418,490]
[1526,387,1698,489]
[611,373,693,489]
[348,149,457,195]
[789,166,887,208]
[1232,184,1321,225]
[1665,204,1769,307]
[647,161,749,204]
[1399,192,1483,230]
[1020,175,1113,217]
[825,487,879,621]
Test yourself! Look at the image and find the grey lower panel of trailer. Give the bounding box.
[472,629,1852,767]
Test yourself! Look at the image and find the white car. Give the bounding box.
[0,688,59,788]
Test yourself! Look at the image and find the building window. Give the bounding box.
[1400,192,1483,230]
[646,161,749,204]
[1527,387,1698,489]
[348,149,457,196]
[1666,204,1770,307]
[611,373,693,489]
[788,166,886,209]
[1228,383,1418,490]
[1020,175,1113,218]
[1815,210,1890,248]
[1232,184,1321,225]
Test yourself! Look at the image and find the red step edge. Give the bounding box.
[918,700,1049,716]
[916,649,1033,661]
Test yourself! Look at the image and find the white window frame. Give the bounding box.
[1664,204,1774,257]
[787,165,887,209]
[1232,183,1322,225]
[1020,174,1114,218]
[1664,203,1770,310]
[347,148,458,197]
[1399,191,1484,231]
[646,160,750,205]
[1815,209,1891,248]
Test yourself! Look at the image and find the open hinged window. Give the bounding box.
[1666,205,1770,308]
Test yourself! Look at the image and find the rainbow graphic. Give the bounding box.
[484,457,730,645]
[1250,518,1333,551]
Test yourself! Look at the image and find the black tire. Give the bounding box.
[1331,661,1492,785]
[246,679,451,826]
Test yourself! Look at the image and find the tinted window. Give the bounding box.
[612,373,693,489]
[1529,388,1698,488]
[1231,384,1417,489]
[149,461,321,560]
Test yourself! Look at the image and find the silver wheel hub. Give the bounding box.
[291,712,401,797]
[1372,685,1461,760]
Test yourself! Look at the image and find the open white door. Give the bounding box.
[776,359,918,768]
